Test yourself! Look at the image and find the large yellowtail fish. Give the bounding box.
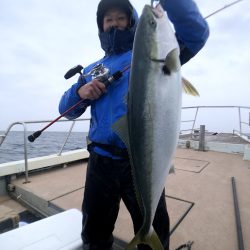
[113,3,194,250]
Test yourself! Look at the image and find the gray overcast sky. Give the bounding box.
[0,0,249,132]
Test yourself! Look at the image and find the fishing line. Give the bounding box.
[28,0,245,142]
[205,0,245,19]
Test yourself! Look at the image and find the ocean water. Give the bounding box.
[0,131,88,164]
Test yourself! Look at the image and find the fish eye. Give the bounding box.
[149,19,156,28]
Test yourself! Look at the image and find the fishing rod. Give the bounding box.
[28,0,244,142]
[28,64,130,142]
[205,0,245,19]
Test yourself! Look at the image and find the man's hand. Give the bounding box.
[77,79,107,100]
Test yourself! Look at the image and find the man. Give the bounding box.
[59,0,209,249]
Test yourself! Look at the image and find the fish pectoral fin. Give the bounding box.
[112,115,131,152]
[125,227,164,250]
[182,77,200,96]
[164,48,181,74]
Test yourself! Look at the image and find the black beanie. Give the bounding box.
[97,0,134,32]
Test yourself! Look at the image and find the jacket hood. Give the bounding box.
[97,0,137,33]
[96,0,138,55]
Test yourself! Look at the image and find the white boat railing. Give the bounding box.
[181,105,250,138]
[0,118,90,183]
[0,106,249,183]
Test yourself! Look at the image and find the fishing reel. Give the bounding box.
[64,63,110,82]
[88,64,110,81]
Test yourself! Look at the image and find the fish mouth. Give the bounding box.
[151,3,164,18]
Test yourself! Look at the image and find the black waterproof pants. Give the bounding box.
[81,152,170,250]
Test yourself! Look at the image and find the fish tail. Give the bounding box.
[125,227,164,250]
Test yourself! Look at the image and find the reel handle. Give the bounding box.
[64,65,83,79]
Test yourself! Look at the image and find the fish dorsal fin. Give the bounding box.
[164,48,181,73]
[182,77,200,96]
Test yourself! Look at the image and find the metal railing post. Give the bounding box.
[238,107,242,135]
[0,135,5,145]
[191,107,199,135]
[58,121,76,156]
[0,122,30,183]
[22,122,30,184]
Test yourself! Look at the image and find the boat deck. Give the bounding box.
[180,132,249,144]
[6,147,250,250]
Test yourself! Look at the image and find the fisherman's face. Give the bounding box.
[103,8,129,32]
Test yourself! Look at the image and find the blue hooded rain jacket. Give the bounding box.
[59,0,209,158]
